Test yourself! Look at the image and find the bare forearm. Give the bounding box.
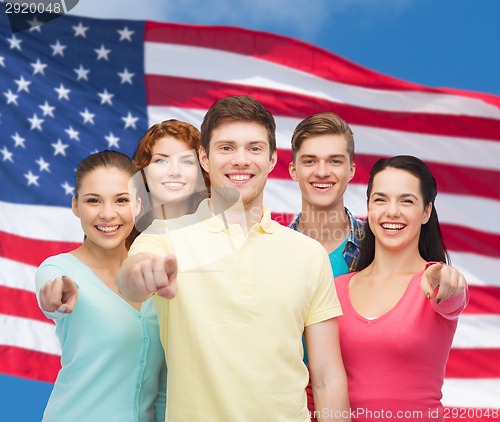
[306,319,351,422]
[312,376,351,422]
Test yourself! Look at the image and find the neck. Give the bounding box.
[151,199,192,220]
[299,201,348,241]
[367,242,426,277]
[73,241,128,274]
[209,190,264,235]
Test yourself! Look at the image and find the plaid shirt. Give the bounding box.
[289,208,364,272]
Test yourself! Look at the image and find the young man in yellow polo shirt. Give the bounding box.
[117,96,351,422]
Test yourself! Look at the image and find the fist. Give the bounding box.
[420,262,466,303]
[131,254,178,299]
[39,275,78,314]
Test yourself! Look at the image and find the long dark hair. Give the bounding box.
[358,155,450,270]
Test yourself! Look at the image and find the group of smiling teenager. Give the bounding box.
[36,95,468,422]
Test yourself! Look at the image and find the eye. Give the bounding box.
[220,145,232,152]
[303,159,314,165]
[154,158,168,165]
[249,146,262,152]
[331,159,343,165]
[86,198,99,204]
[402,199,414,204]
[181,159,196,166]
[373,197,386,203]
[116,197,130,203]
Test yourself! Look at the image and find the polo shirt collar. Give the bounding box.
[200,200,275,234]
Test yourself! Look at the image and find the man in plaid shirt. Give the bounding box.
[288,112,364,278]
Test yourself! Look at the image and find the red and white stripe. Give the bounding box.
[1,21,498,417]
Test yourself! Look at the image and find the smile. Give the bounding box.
[311,182,334,189]
[381,223,406,232]
[96,225,121,233]
[162,182,186,189]
[227,174,252,182]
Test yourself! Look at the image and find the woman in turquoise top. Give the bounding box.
[35,150,166,422]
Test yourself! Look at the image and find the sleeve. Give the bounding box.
[154,360,167,422]
[35,260,69,321]
[432,286,470,320]
[305,247,343,327]
[129,221,171,257]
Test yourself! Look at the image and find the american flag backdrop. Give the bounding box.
[1,5,499,419]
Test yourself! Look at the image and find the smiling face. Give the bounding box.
[143,136,202,206]
[199,120,277,208]
[367,167,432,253]
[289,134,355,211]
[72,166,140,252]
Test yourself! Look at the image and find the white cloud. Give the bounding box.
[69,0,167,21]
[69,0,419,41]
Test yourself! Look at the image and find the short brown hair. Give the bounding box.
[200,95,276,158]
[291,112,355,163]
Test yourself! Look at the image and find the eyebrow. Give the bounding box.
[151,152,196,159]
[81,192,131,197]
[213,140,268,146]
[371,192,419,200]
[299,153,346,159]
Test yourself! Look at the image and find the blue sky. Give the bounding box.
[70,0,500,96]
[2,0,499,420]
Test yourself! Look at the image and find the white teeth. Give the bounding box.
[229,174,251,181]
[164,182,184,188]
[382,223,405,230]
[97,225,119,233]
[312,183,333,188]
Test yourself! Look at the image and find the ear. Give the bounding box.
[134,197,142,217]
[267,150,278,174]
[348,161,356,182]
[289,160,297,182]
[71,196,79,218]
[199,146,210,174]
[422,202,432,224]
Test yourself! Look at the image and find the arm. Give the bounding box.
[116,252,178,303]
[305,317,351,422]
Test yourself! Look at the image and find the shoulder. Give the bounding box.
[141,219,169,234]
[335,272,355,286]
[38,253,75,269]
[35,253,79,293]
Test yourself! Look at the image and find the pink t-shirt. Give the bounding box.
[335,270,469,422]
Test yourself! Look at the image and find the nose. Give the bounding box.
[314,160,329,178]
[385,200,401,217]
[166,159,181,177]
[230,148,250,167]
[99,202,117,220]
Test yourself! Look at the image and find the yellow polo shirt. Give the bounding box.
[129,200,342,421]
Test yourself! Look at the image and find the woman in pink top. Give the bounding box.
[336,155,468,422]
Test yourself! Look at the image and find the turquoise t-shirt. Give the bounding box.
[328,237,349,277]
[35,254,166,422]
